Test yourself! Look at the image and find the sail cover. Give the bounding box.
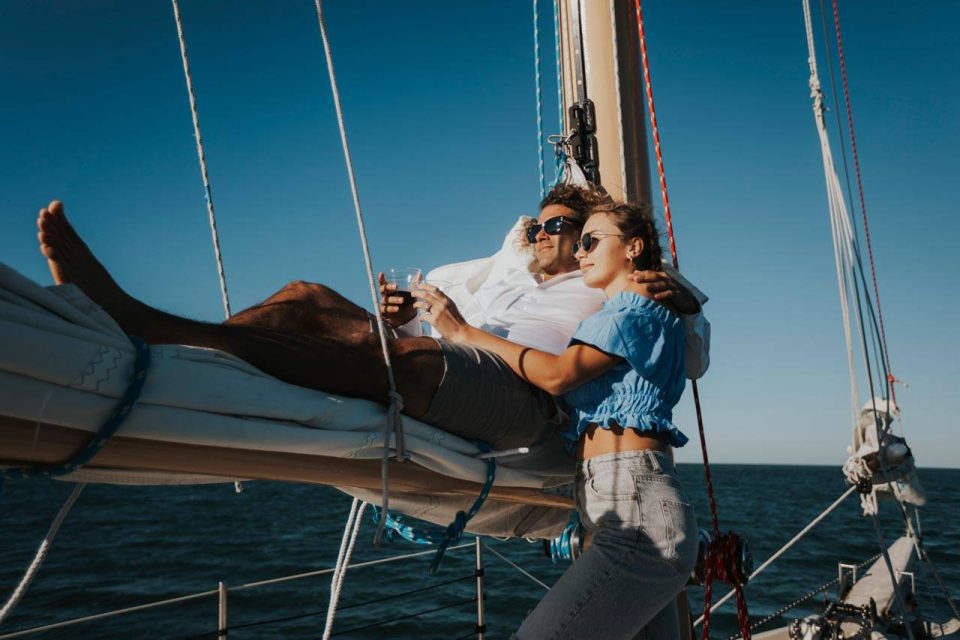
[0,261,573,539]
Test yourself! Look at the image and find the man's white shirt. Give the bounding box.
[398,217,710,379]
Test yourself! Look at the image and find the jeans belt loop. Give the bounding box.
[645,448,662,473]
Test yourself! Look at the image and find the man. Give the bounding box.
[36,184,707,449]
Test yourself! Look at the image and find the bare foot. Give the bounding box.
[36,200,146,333]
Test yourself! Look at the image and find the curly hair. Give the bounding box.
[539,183,612,225]
[587,201,664,271]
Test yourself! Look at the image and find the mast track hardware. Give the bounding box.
[568,100,601,185]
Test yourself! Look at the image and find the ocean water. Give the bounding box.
[1,465,957,639]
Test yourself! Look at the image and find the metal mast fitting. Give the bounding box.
[559,0,652,204]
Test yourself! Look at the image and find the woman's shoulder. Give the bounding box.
[603,290,677,324]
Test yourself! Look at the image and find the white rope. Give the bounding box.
[0,483,85,625]
[801,6,918,637]
[170,0,232,321]
[171,0,245,495]
[312,0,405,546]
[533,0,547,198]
[801,0,886,455]
[694,483,856,626]
[322,499,368,640]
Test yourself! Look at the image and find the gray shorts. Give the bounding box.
[420,340,566,450]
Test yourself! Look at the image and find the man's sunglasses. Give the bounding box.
[526,216,581,244]
[572,232,624,255]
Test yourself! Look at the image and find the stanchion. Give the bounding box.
[217,582,227,638]
[475,537,486,639]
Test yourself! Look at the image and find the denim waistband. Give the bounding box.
[577,448,675,477]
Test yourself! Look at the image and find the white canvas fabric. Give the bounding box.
[0,261,573,538]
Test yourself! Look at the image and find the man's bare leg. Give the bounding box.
[226,280,375,336]
[36,201,443,416]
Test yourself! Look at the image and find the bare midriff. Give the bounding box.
[576,422,673,461]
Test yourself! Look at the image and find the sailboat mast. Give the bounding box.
[557,0,652,204]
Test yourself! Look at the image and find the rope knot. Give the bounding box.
[446,511,468,543]
[387,390,404,413]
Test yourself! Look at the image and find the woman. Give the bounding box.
[413,200,698,639]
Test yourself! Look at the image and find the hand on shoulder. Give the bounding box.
[628,269,700,314]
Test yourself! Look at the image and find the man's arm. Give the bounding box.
[629,268,710,379]
[681,311,710,380]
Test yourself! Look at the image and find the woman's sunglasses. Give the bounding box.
[526,216,581,244]
[572,232,624,255]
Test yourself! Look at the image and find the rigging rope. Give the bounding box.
[170,0,232,321]
[633,2,751,638]
[817,0,892,414]
[829,0,896,402]
[802,0,868,435]
[533,0,547,198]
[170,0,245,496]
[322,499,368,640]
[0,484,84,625]
[800,3,934,636]
[552,0,564,179]
[312,0,407,545]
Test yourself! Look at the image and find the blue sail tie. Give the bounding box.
[0,337,151,490]
[372,441,496,573]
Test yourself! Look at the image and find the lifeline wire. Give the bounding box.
[174,574,474,640]
[328,599,475,637]
[0,545,476,640]
[312,0,407,545]
[695,484,857,624]
[483,543,551,591]
[728,553,882,640]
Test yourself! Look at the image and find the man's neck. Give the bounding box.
[540,268,579,282]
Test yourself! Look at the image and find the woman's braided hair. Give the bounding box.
[587,200,663,271]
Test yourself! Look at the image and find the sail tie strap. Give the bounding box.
[372,442,496,573]
[633,3,752,638]
[0,336,151,485]
[312,0,407,545]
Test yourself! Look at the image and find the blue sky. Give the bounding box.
[1,2,957,468]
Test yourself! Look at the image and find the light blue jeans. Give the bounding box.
[513,450,699,640]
